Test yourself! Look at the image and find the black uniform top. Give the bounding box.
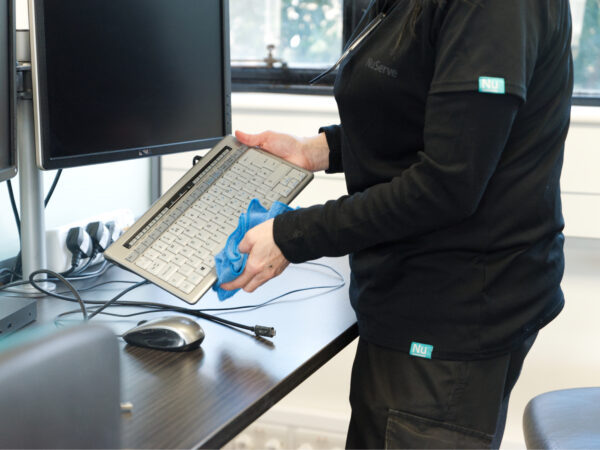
[273,0,573,359]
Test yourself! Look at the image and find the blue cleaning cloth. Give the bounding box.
[213,198,293,300]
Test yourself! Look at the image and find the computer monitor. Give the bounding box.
[29,0,231,170]
[0,0,16,182]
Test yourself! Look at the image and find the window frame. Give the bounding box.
[231,0,600,105]
[230,0,370,96]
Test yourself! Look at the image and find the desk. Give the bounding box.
[32,257,357,449]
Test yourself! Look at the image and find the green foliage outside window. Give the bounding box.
[279,0,342,66]
[230,0,342,67]
[574,0,600,96]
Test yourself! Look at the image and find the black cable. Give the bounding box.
[6,179,21,283]
[0,262,114,294]
[5,179,20,236]
[54,279,140,295]
[29,269,88,320]
[86,280,148,320]
[44,169,62,207]
[9,261,345,339]
[50,262,345,337]
[0,267,19,279]
[6,169,63,282]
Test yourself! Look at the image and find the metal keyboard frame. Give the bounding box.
[104,135,313,304]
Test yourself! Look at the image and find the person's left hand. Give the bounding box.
[220,219,289,293]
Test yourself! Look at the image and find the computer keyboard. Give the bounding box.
[104,135,313,304]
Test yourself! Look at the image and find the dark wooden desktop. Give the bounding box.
[34,257,357,449]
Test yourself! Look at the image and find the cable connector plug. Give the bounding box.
[86,221,111,253]
[64,227,93,274]
[254,325,276,338]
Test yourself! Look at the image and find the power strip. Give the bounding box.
[46,209,134,273]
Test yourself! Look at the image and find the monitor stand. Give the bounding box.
[12,30,53,296]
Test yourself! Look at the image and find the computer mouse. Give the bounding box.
[122,316,205,351]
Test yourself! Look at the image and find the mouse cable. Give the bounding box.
[52,261,346,338]
[25,261,345,339]
[49,261,344,315]
[25,269,275,337]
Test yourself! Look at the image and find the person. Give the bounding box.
[221,0,573,448]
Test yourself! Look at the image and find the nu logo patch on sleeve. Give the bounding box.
[478,76,506,94]
[409,342,434,359]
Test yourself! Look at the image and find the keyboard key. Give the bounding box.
[265,165,291,187]
[159,250,176,263]
[179,280,195,294]
[188,238,205,251]
[160,232,177,245]
[178,264,194,276]
[125,251,140,263]
[135,256,152,270]
[179,246,195,259]
[148,260,167,276]
[187,271,205,285]
[144,248,162,261]
[171,254,187,267]
[158,264,178,281]
[167,242,184,254]
[167,272,186,288]
[196,265,210,277]
[170,224,185,236]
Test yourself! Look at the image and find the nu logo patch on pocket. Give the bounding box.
[409,342,433,359]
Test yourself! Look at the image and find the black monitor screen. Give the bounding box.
[31,0,231,170]
[0,0,15,182]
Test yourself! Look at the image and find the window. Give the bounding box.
[572,0,600,104]
[229,0,346,94]
[230,0,600,104]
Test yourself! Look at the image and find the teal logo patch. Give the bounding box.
[409,342,433,359]
[478,76,506,94]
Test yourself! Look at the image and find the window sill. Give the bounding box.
[571,105,600,125]
[231,92,339,115]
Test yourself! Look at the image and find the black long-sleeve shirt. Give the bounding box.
[273,0,573,359]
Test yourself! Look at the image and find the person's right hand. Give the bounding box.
[235,130,330,172]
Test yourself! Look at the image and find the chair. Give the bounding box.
[523,387,600,449]
[0,323,121,448]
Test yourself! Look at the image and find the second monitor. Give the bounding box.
[29,0,231,170]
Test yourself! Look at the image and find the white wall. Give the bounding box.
[562,107,600,238]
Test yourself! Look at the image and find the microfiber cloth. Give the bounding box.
[213,198,293,300]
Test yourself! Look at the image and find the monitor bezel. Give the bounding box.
[0,0,16,182]
[29,0,232,170]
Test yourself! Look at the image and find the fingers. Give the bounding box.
[219,219,288,294]
[235,130,269,148]
[220,257,274,292]
[237,235,251,254]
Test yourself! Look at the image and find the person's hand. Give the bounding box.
[235,130,330,172]
[220,219,289,293]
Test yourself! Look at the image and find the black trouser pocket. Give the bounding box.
[385,409,494,449]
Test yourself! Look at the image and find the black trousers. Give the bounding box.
[346,333,537,449]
